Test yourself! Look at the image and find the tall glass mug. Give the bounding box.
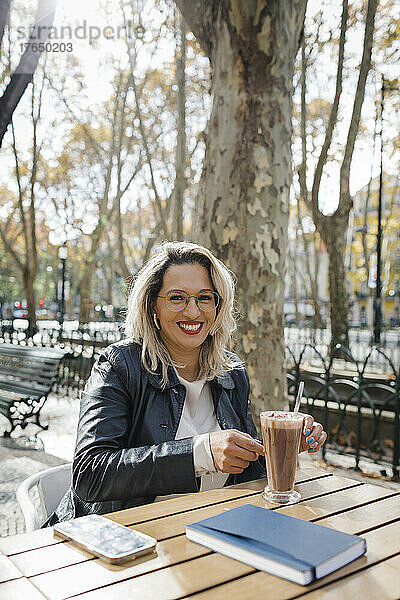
[260,410,305,505]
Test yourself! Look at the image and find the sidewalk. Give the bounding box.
[0,392,79,537]
[1,392,399,538]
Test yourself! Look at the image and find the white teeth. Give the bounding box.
[179,323,201,331]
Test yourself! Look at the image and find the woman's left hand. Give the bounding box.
[299,415,327,454]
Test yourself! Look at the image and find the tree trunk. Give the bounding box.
[312,234,324,329]
[321,218,349,346]
[288,247,301,323]
[23,268,37,337]
[179,1,306,419]
[116,196,132,281]
[78,269,93,325]
[305,235,324,330]
[103,239,114,306]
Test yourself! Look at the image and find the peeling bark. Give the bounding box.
[177,0,307,417]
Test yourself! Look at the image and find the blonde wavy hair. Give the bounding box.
[125,241,243,386]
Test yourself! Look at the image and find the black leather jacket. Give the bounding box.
[43,339,266,526]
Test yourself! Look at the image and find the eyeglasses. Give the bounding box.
[157,290,221,312]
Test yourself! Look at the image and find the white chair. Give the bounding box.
[16,463,72,531]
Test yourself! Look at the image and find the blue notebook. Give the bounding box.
[185,504,366,585]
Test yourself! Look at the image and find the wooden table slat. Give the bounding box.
[133,481,388,541]
[26,536,211,600]
[298,554,400,600]
[0,553,23,584]
[0,527,56,557]
[314,493,400,534]
[273,485,397,527]
[0,576,47,599]
[39,552,255,600]
[10,541,98,579]
[106,468,333,527]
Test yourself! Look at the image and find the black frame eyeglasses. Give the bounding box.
[157,290,221,312]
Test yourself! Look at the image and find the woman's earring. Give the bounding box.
[153,313,161,330]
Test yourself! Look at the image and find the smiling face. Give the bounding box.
[155,263,217,363]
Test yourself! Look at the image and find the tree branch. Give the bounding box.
[173,10,187,240]
[29,79,39,274]
[338,0,377,217]
[311,0,348,224]
[299,36,308,208]
[120,157,144,199]
[0,0,57,147]
[44,73,104,159]
[10,121,29,262]
[0,0,10,53]
[129,65,169,237]
[362,105,378,272]
[115,71,130,202]
[174,0,213,57]
[0,221,24,271]
[100,71,122,216]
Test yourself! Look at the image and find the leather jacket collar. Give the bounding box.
[148,364,235,390]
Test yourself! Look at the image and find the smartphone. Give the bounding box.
[53,514,157,564]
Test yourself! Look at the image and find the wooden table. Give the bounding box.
[1,467,400,599]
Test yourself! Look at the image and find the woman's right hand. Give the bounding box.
[209,429,264,474]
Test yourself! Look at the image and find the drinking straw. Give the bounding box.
[293,381,304,414]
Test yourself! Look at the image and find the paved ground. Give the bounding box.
[1,391,399,538]
[0,391,79,537]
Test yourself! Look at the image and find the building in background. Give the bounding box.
[286,174,399,330]
[347,174,400,328]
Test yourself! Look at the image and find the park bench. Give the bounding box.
[287,365,400,478]
[0,344,70,437]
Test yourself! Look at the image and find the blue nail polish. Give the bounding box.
[308,448,314,453]
[304,429,310,436]
[312,442,318,448]
[307,437,314,444]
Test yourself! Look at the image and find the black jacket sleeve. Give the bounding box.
[243,369,266,481]
[226,365,266,485]
[72,350,199,502]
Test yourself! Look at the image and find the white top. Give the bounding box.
[154,372,229,502]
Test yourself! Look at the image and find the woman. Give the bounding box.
[44,241,326,525]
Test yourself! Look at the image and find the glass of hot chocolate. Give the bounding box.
[260,410,305,505]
